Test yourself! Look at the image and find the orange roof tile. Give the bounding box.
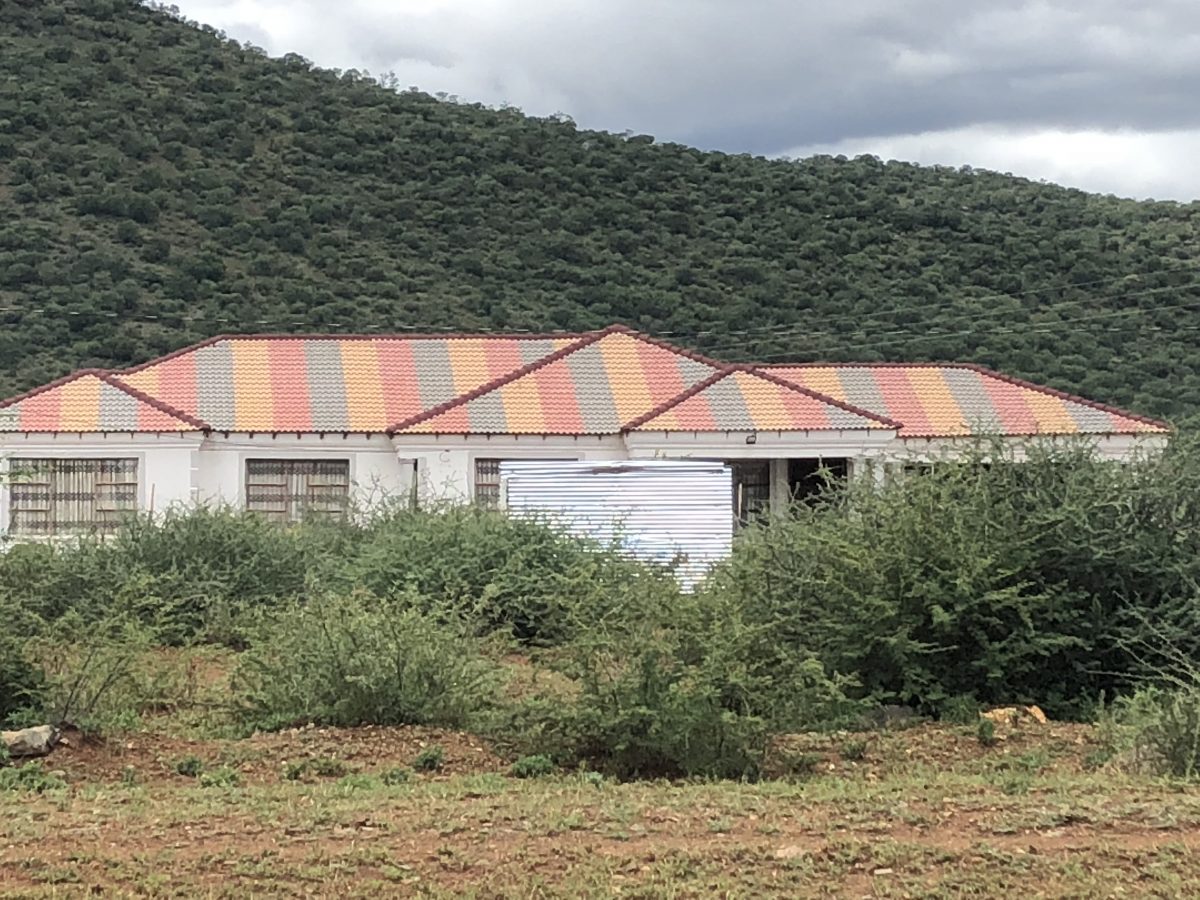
[626,368,897,432]
[0,371,203,433]
[394,327,718,434]
[766,364,1169,438]
[0,328,1169,438]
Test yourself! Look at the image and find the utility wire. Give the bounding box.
[742,296,1200,361]
[699,280,1200,357]
[1,260,1198,345]
[660,258,1200,343]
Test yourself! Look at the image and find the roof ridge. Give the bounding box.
[387,327,612,433]
[621,364,901,432]
[99,373,211,431]
[0,368,112,413]
[606,324,730,369]
[0,369,210,432]
[744,366,904,428]
[387,324,726,435]
[619,367,735,431]
[118,336,230,375]
[757,361,978,370]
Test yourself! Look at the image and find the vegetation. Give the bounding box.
[0,442,1193,748]
[2,438,1200,779]
[714,437,1200,720]
[232,593,503,732]
[0,1,1198,421]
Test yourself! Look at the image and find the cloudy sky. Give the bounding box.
[170,0,1200,201]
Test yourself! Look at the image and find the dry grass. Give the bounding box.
[3,719,1199,898]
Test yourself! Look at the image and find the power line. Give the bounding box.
[742,295,1200,361]
[660,258,1200,345]
[2,260,1199,350]
[698,280,1200,357]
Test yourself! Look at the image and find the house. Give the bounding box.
[0,324,1169,536]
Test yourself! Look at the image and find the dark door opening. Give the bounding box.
[788,457,849,503]
[729,460,770,525]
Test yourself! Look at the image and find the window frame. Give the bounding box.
[7,456,140,536]
[473,458,503,508]
[472,456,580,508]
[729,459,771,525]
[244,458,352,523]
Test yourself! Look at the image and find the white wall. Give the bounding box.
[0,427,1170,533]
[196,433,413,511]
[390,434,627,505]
[893,432,1170,464]
[0,432,204,529]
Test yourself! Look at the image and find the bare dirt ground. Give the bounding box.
[4,721,1200,898]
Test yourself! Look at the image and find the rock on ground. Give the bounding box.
[2,724,58,758]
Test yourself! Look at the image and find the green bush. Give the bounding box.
[1111,685,1200,779]
[776,750,823,780]
[344,505,678,644]
[173,756,204,778]
[713,438,1200,719]
[939,695,982,725]
[198,766,241,788]
[23,611,160,734]
[507,589,865,780]
[412,745,445,772]
[0,762,66,793]
[380,767,412,786]
[232,592,502,731]
[0,507,332,646]
[0,504,670,649]
[977,717,997,747]
[839,739,868,762]
[284,757,349,780]
[510,754,555,778]
[0,599,42,726]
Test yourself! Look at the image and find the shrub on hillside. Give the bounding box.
[231,591,503,731]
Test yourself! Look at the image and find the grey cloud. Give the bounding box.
[171,0,1200,197]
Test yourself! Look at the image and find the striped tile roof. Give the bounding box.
[0,327,1169,438]
[396,328,717,434]
[626,368,897,432]
[0,371,203,432]
[117,334,578,433]
[766,364,1168,437]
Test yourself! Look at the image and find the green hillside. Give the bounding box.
[2,0,1199,419]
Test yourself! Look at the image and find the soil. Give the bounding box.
[4,720,1199,898]
[47,723,503,784]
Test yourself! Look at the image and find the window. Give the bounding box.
[474,459,575,508]
[245,459,350,522]
[9,458,138,535]
[474,458,502,508]
[730,460,771,525]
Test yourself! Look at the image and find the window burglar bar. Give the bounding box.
[730,460,770,525]
[245,459,350,523]
[9,458,138,535]
[474,458,501,508]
